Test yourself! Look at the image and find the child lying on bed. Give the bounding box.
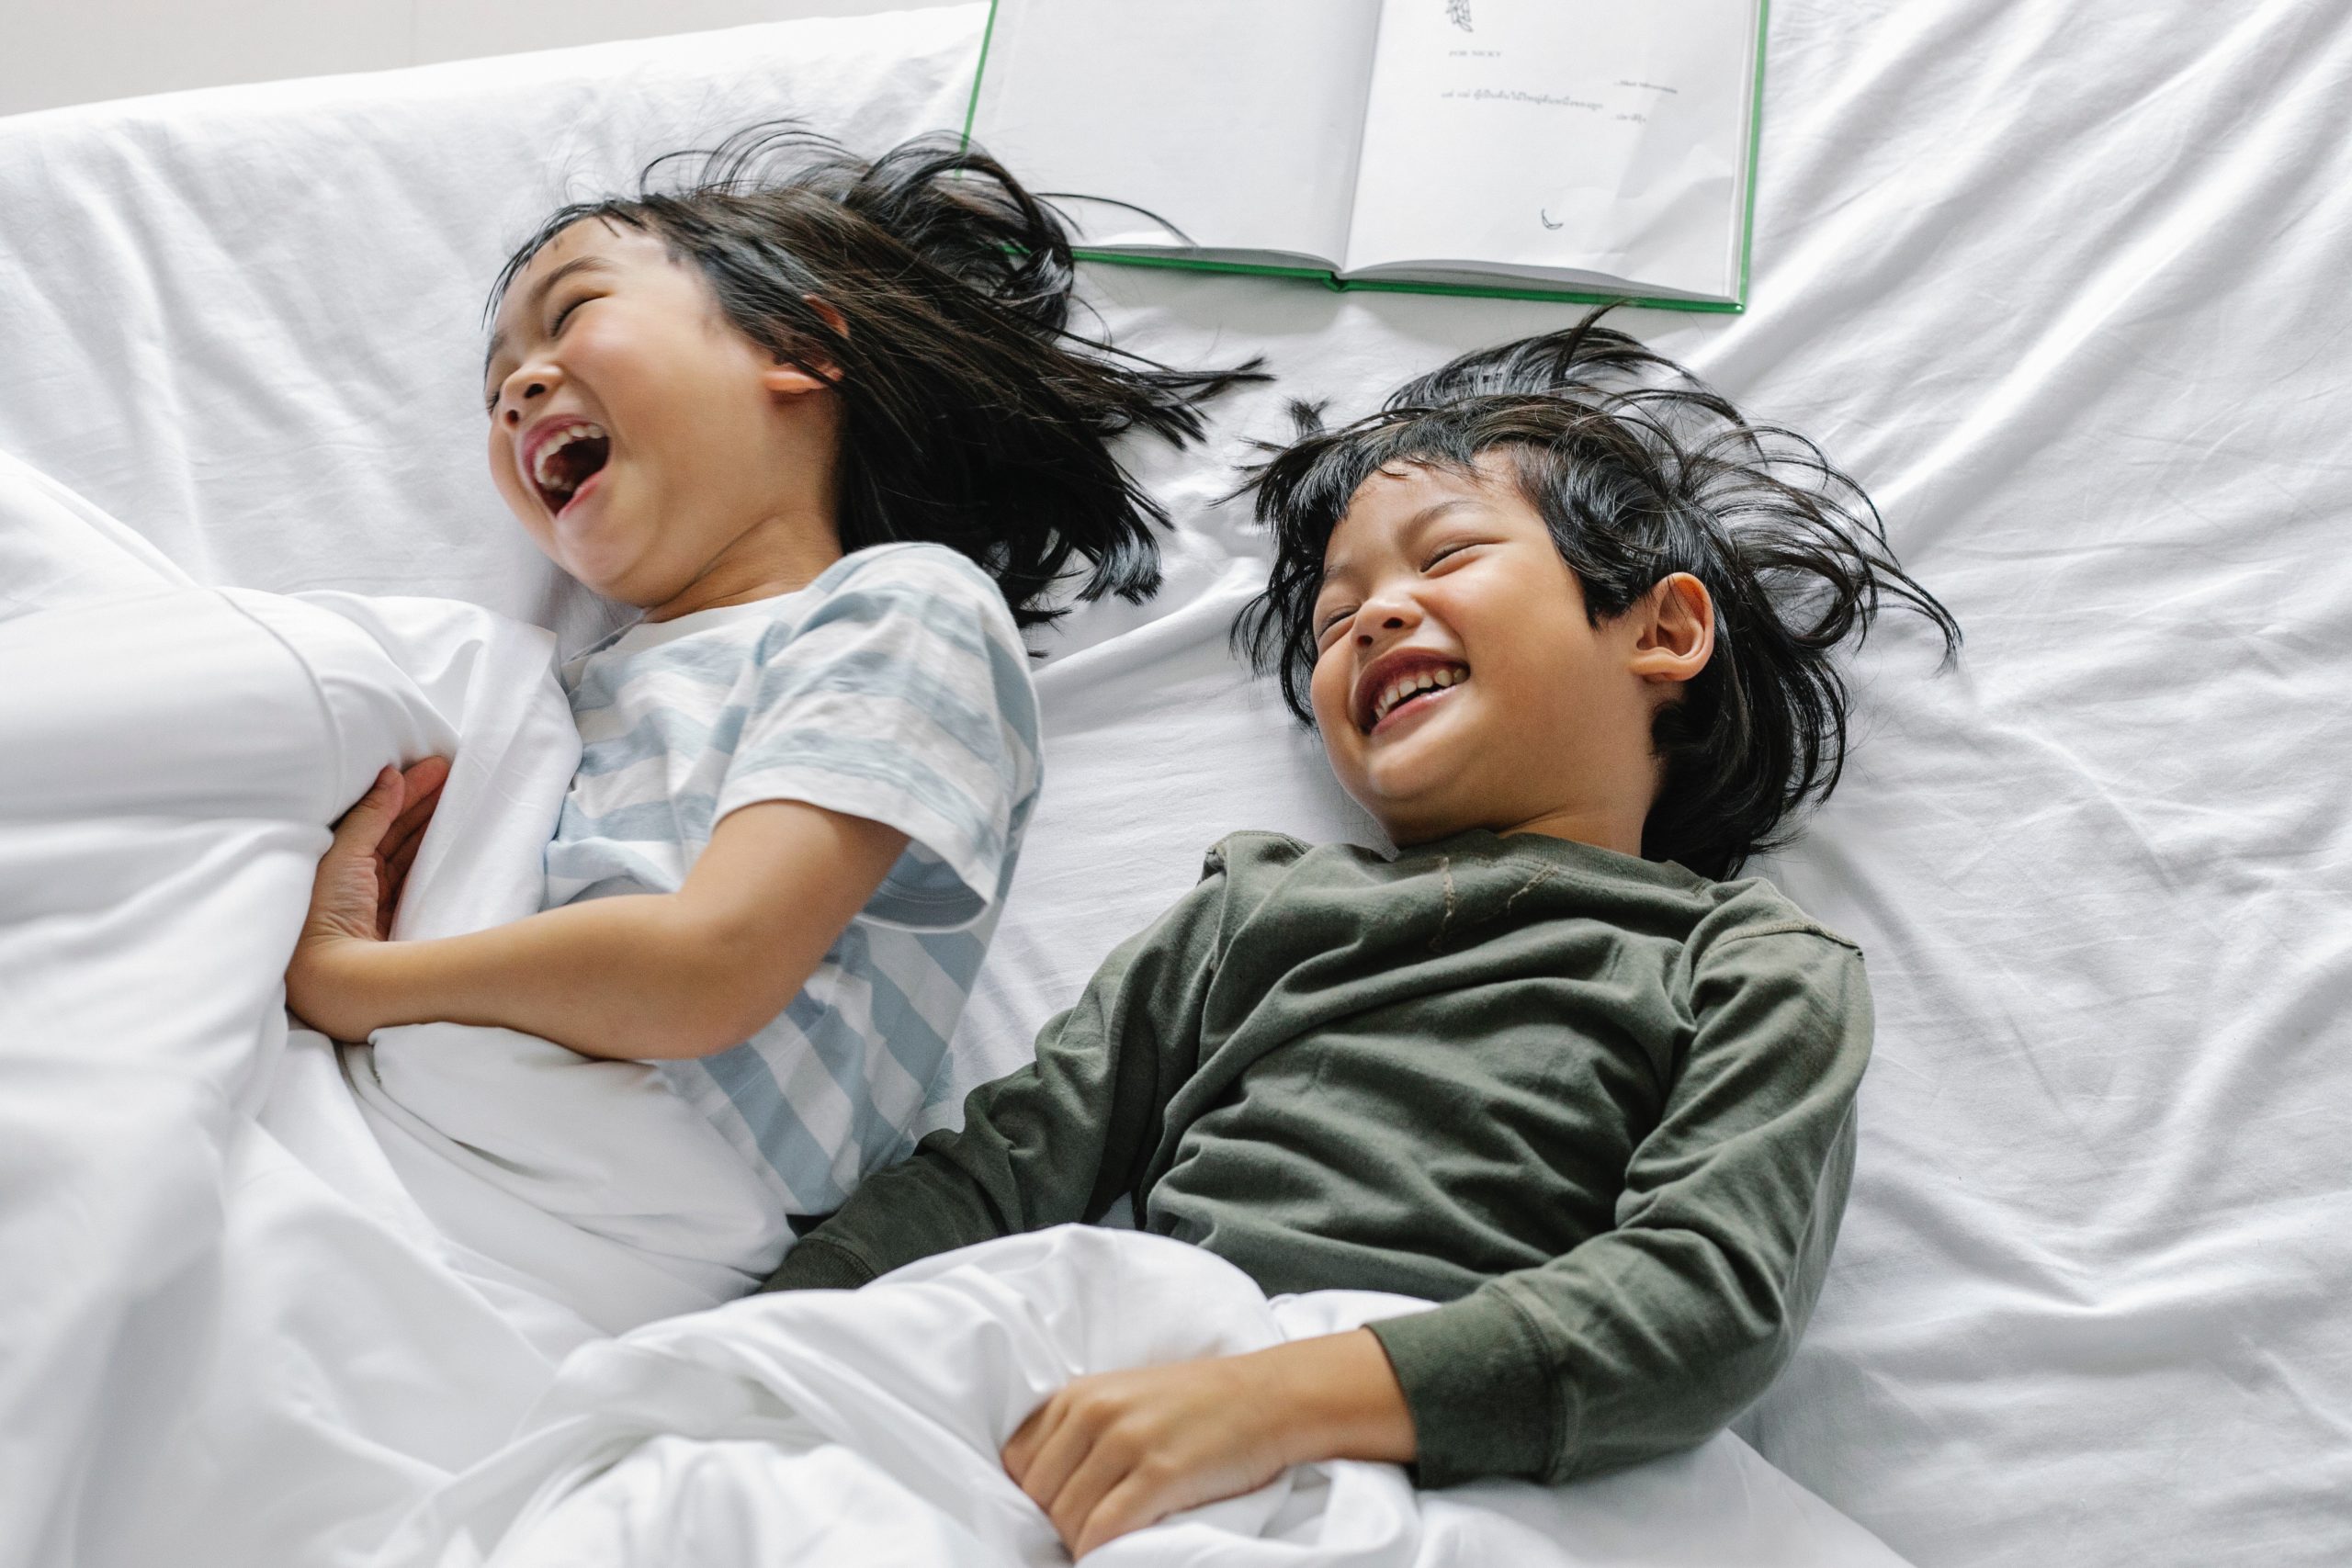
[281,125,1253,1252]
[762,320,1960,1554]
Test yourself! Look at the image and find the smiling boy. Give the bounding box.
[763,322,1958,1554]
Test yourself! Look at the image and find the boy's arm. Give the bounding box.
[286,766,907,1058]
[764,863,1231,1292]
[1000,1326,1413,1558]
[1366,924,1873,1488]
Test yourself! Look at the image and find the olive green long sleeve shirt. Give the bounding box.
[765,829,1871,1487]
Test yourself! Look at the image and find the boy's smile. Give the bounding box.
[1307,455,1711,853]
[1355,647,1469,736]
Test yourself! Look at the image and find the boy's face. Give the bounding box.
[1307,456,1675,851]
[482,220,838,616]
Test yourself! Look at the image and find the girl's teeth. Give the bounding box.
[531,424,603,489]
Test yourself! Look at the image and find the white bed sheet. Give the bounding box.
[1,3,2346,1563]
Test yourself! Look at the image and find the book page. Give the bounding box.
[968,0,1382,267]
[1344,0,1756,297]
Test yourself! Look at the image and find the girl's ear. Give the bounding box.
[760,296,851,395]
[1627,572,1715,685]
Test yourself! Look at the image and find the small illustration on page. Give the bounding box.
[1447,1,1473,33]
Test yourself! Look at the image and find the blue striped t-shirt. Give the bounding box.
[544,543,1041,1222]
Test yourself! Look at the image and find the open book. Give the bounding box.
[964,0,1769,310]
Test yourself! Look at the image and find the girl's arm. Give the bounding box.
[286,764,907,1058]
[763,853,1238,1294]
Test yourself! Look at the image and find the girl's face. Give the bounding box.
[483,220,841,619]
[1306,455,1709,851]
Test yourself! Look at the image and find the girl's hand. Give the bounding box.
[285,758,450,1038]
[1000,1329,1416,1560]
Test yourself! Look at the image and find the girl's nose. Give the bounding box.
[500,381,548,426]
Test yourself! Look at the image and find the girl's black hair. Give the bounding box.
[1236,311,1960,880]
[491,123,1264,629]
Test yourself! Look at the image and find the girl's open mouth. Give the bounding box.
[528,422,612,516]
[550,465,606,522]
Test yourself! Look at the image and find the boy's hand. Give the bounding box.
[285,758,449,1038]
[1001,1328,1416,1559]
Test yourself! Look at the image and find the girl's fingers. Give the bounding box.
[332,767,405,853]
[384,830,424,890]
[403,754,454,795]
[336,757,449,940]
[382,763,449,864]
[383,791,437,882]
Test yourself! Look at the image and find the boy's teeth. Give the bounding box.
[1373,665,1464,725]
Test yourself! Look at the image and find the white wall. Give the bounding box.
[0,0,969,118]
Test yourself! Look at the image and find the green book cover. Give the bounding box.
[960,0,1770,313]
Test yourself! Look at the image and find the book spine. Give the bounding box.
[958,0,1003,152]
[1071,252,1742,312]
[1736,0,1771,310]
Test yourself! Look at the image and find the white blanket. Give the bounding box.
[375,1227,1904,1568]
[0,454,562,1567]
[0,458,1901,1565]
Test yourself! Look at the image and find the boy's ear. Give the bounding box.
[760,296,851,395]
[1627,573,1715,685]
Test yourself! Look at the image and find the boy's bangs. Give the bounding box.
[1233,397,1615,730]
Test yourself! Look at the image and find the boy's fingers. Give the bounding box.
[1071,1472,1163,1560]
[1001,1402,1052,1483]
[1012,1399,1095,1515]
[1044,1436,1134,1552]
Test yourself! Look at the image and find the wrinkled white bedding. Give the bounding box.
[2,2,2349,1566]
[328,604,798,1329]
[0,451,1901,1567]
[0,453,561,1567]
[376,1228,1905,1568]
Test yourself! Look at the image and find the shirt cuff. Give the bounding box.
[1367,1286,1566,1488]
[760,1234,879,1293]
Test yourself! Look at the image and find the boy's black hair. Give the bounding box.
[491,123,1264,629]
[1236,313,1960,880]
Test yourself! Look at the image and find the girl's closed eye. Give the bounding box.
[1315,603,1358,647]
[548,292,595,334]
[481,297,600,411]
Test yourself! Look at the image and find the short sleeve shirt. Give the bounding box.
[544,543,1042,1214]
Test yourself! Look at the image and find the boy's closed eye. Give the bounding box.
[1313,604,1357,647]
[1310,536,1492,646]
